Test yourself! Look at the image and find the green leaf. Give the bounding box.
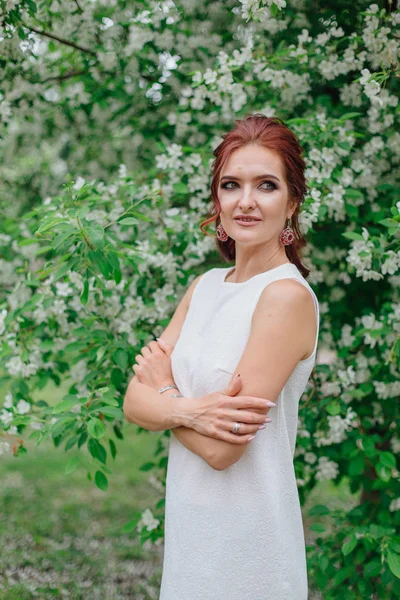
[18,237,40,246]
[53,230,75,249]
[307,504,331,517]
[270,2,279,17]
[95,470,108,491]
[319,555,329,571]
[80,277,89,305]
[88,438,107,464]
[364,560,382,577]
[100,406,124,419]
[36,218,66,234]
[387,551,400,579]
[342,534,357,556]
[113,424,124,440]
[378,218,398,228]
[109,438,117,460]
[309,523,326,532]
[349,453,365,476]
[390,540,400,554]
[101,395,119,407]
[63,340,87,353]
[128,210,152,222]
[363,437,376,457]
[113,348,128,370]
[111,368,124,388]
[342,231,364,241]
[29,430,44,445]
[77,205,90,219]
[86,225,105,249]
[121,518,139,533]
[380,452,396,469]
[326,402,341,416]
[87,417,106,439]
[333,565,353,586]
[96,347,107,363]
[340,112,362,121]
[173,182,188,194]
[337,141,351,152]
[65,435,79,451]
[51,417,75,438]
[345,189,364,199]
[65,456,80,475]
[52,262,71,282]
[88,250,112,278]
[376,464,392,482]
[119,217,138,226]
[139,461,155,472]
[53,399,79,414]
[107,251,120,272]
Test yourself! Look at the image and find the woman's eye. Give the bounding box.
[221,180,276,190]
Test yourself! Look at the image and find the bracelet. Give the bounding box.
[159,384,179,394]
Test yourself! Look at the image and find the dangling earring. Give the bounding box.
[280,217,295,246]
[216,222,229,242]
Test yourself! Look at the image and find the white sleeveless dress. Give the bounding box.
[159,263,320,600]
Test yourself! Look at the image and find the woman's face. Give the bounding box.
[218,144,294,245]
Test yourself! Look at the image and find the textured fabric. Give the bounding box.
[159,263,320,600]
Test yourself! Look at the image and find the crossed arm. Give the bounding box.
[126,278,314,471]
[170,280,314,469]
[172,409,235,470]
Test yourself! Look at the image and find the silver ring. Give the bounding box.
[232,422,241,434]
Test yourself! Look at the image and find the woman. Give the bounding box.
[123,114,320,600]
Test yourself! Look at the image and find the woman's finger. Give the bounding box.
[220,417,271,435]
[213,430,258,445]
[147,340,162,353]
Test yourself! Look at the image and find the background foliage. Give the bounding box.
[1,0,400,598]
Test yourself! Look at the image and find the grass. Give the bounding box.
[0,425,165,600]
[0,379,359,599]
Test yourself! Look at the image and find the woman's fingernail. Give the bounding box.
[248,434,256,441]
[234,373,241,380]
[258,424,266,430]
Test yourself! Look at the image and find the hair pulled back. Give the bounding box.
[199,113,311,278]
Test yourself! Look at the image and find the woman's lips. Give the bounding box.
[234,219,261,227]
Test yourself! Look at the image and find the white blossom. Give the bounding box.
[0,442,11,456]
[137,508,160,532]
[16,399,30,415]
[315,456,339,481]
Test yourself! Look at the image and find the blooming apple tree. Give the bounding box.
[1,1,400,596]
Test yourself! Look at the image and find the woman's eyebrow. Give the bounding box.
[220,174,280,182]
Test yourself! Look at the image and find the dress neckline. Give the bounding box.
[221,262,296,285]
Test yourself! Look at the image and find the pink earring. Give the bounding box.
[216,222,229,242]
[280,217,295,246]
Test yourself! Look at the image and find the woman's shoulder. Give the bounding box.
[185,267,217,305]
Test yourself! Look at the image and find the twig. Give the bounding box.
[25,25,96,56]
[40,69,89,84]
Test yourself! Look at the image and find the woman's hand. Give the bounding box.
[132,338,175,390]
[183,374,275,444]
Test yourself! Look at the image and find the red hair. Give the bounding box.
[199,114,311,278]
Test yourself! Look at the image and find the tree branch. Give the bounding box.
[39,69,89,84]
[25,25,96,56]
